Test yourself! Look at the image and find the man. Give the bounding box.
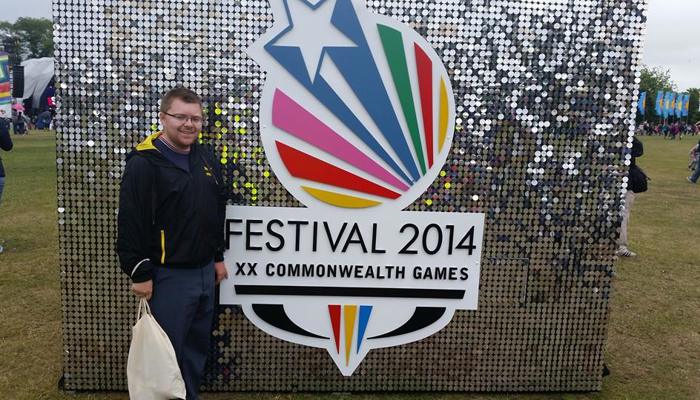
[617,136,646,257]
[117,87,228,399]
[0,116,13,254]
[688,138,700,184]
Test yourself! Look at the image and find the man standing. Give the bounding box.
[617,136,646,257]
[117,87,228,399]
[0,116,13,254]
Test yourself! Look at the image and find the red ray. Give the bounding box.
[415,43,434,167]
[328,304,341,353]
[276,141,401,199]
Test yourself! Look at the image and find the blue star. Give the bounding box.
[269,0,356,82]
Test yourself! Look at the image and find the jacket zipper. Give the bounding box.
[160,229,166,264]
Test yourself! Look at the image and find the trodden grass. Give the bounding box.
[0,131,698,399]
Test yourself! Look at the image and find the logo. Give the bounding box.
[222,0,482,376]
[248,0,455,211]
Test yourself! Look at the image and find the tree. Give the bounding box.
[12,18,53,58]
[687,88,699,125]
[0,18,53,63]
[637,65,676,123]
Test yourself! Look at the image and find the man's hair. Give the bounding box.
[160,87,202,113]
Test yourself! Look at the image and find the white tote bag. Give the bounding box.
[127,298,187,400]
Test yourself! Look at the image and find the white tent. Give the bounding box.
[20,57,54,109]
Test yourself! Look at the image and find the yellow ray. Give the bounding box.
[439,78,449,152]
[302,186,382,208]
[343,305,357,366]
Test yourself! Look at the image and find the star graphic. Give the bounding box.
[272,0,357,81]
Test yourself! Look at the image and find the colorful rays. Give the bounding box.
[270,28,451,209]
[328,304,373,365]
[262,0,453,209]
[377,24,450,166]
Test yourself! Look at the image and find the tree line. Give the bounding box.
[638,66,699,124]
[0,17,53,65]
[1,18,696,124]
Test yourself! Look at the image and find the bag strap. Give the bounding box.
[137,298,152,320]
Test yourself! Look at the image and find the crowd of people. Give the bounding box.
[636,121,699,139]
[634,121,700,184]
[7,107,54,134]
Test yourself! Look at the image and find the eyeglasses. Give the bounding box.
[163,111,205,124]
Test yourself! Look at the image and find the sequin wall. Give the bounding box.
[55,0,647,392]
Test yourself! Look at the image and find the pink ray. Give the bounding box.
[272,90,409,191]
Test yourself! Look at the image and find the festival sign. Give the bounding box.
[220,0,485,376]
[0,52,11,119]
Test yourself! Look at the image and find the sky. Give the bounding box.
[1,0,699,90]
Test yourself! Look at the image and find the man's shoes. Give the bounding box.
[616,246,636,257]
[0,244,3,254]
[687,177,696,184]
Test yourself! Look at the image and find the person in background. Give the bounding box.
[617,136,647,257]
[687,139,700,184]
[670,122,680,141]
[36,110,52,130]
[13,110,28,135]
[688,140,699,172]
[0,116,13,254]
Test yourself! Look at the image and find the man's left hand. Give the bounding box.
[214,261,228,285]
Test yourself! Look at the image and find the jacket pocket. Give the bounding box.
[160,229,166,264]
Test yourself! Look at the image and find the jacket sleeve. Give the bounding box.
[212,156,227,263]
[0,120,12,151]
[116,155,156,283]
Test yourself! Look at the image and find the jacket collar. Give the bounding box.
[135,132,162,152]
[136,132,201,155]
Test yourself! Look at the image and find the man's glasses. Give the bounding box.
[163,112,205,125]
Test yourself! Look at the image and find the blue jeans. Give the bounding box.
[691,160,700,183]
[0,176,5,205]
[148,261,215,400]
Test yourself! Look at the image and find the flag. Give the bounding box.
[655,91,664,115]
[665,92,675,118]
[682,94,690,117]
[675,93,683,118]
[637,91,647,115]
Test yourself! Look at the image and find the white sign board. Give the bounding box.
[221,206,484,375]
[219,0,486,376]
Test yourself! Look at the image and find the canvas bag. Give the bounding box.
[127,298,186,400]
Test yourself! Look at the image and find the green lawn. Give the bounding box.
[0,131,698,399]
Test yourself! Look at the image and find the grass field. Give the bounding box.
[0,131,698,400]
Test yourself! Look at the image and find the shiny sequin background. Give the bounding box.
[54,0,647,392]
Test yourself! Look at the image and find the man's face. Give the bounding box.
[159,98,203,149]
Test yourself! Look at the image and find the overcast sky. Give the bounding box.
[2,0,698,90]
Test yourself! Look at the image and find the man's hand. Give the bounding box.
[215,261,228,285]
[131,280,153,300]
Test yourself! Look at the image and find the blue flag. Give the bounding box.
[682,94,690,117]
[637,91,647,115]
[655,91,664,116]
[665,92,675,118]
[675,93,683,118]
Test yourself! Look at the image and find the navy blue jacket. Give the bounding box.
[116,132,226,283]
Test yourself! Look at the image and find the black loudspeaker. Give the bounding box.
[11,65,24,98]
